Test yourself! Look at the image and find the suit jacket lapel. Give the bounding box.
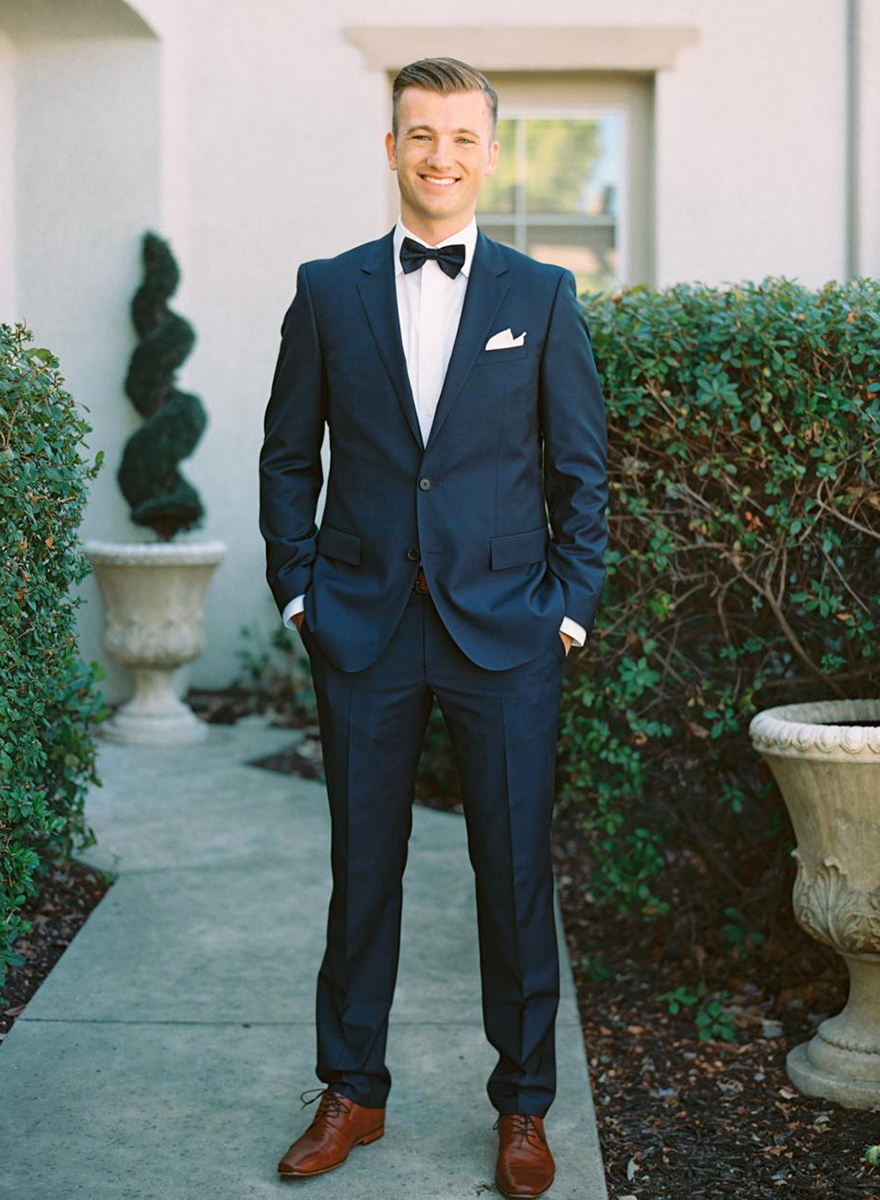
[356,228,424,451]
[424,228,510,454]
[355,225,511,456]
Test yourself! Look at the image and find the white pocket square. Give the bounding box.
[485,327,527,351]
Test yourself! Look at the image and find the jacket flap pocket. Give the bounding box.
[490,525,549,570]
[317,523,361,566]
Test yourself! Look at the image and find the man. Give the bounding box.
[259,56,608,1198]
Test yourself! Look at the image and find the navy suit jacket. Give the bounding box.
[259,224,608,673]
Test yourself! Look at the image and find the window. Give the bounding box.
[477,111,626,297]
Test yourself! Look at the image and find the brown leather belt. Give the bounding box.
[413,565,430,594]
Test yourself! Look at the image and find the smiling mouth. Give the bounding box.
[418,174,460,188]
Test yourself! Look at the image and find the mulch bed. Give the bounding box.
[0,860,110,1043]
[6,686,880,1198]
[550,795,880,1200]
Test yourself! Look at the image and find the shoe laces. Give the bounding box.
[299,1086,351,1129]
[494,1113,546,1149]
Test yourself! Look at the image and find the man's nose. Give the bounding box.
[425,140,456,168]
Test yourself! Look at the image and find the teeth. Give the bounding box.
[422,176,456,186]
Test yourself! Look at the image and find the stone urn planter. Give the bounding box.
[84,539,226,744]
[749,699,880,1108]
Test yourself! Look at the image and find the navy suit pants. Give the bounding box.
[299,583,566,1116]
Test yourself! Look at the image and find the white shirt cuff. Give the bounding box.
[560,616,587,647]
[282,593,306,629]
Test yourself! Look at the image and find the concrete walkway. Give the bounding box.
[0,713,607,1200]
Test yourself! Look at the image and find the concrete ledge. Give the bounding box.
[344,24,701,73]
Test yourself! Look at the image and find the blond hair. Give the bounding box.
[391,56,498,142]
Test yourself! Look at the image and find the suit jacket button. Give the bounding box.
[406,547,420,561]
[418,477,432,490]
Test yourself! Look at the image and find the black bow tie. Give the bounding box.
[399,236,466,280]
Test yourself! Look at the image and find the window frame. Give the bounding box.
[478,103,631,291]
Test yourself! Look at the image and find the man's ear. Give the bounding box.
[385,131,397,170]
[484,139,500,178]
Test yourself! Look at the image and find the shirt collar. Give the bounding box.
[393,213,478,279]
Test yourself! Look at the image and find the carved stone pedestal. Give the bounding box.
[749,700,880,1107]
[85,540,226,744]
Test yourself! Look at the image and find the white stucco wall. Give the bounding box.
[655,0,847,286]
[0,28,16,319]
[858,0,880,274]
[0,0,875,699]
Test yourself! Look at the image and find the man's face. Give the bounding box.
[386,86,499,234]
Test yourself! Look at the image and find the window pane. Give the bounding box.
[477,118,517,215]
[524,117,620,219]
[526,224,618,297]
[476,219,518,248]
[476,112,625,294]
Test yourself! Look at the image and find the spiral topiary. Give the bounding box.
[118,231,207,541]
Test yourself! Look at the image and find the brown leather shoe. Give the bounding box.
[277,1087,385,1178]
[494,1113,555,1198]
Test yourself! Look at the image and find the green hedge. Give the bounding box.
[0,322,107,1006]
[560,276,880,934]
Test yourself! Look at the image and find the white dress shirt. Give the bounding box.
[281,214,586,648]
